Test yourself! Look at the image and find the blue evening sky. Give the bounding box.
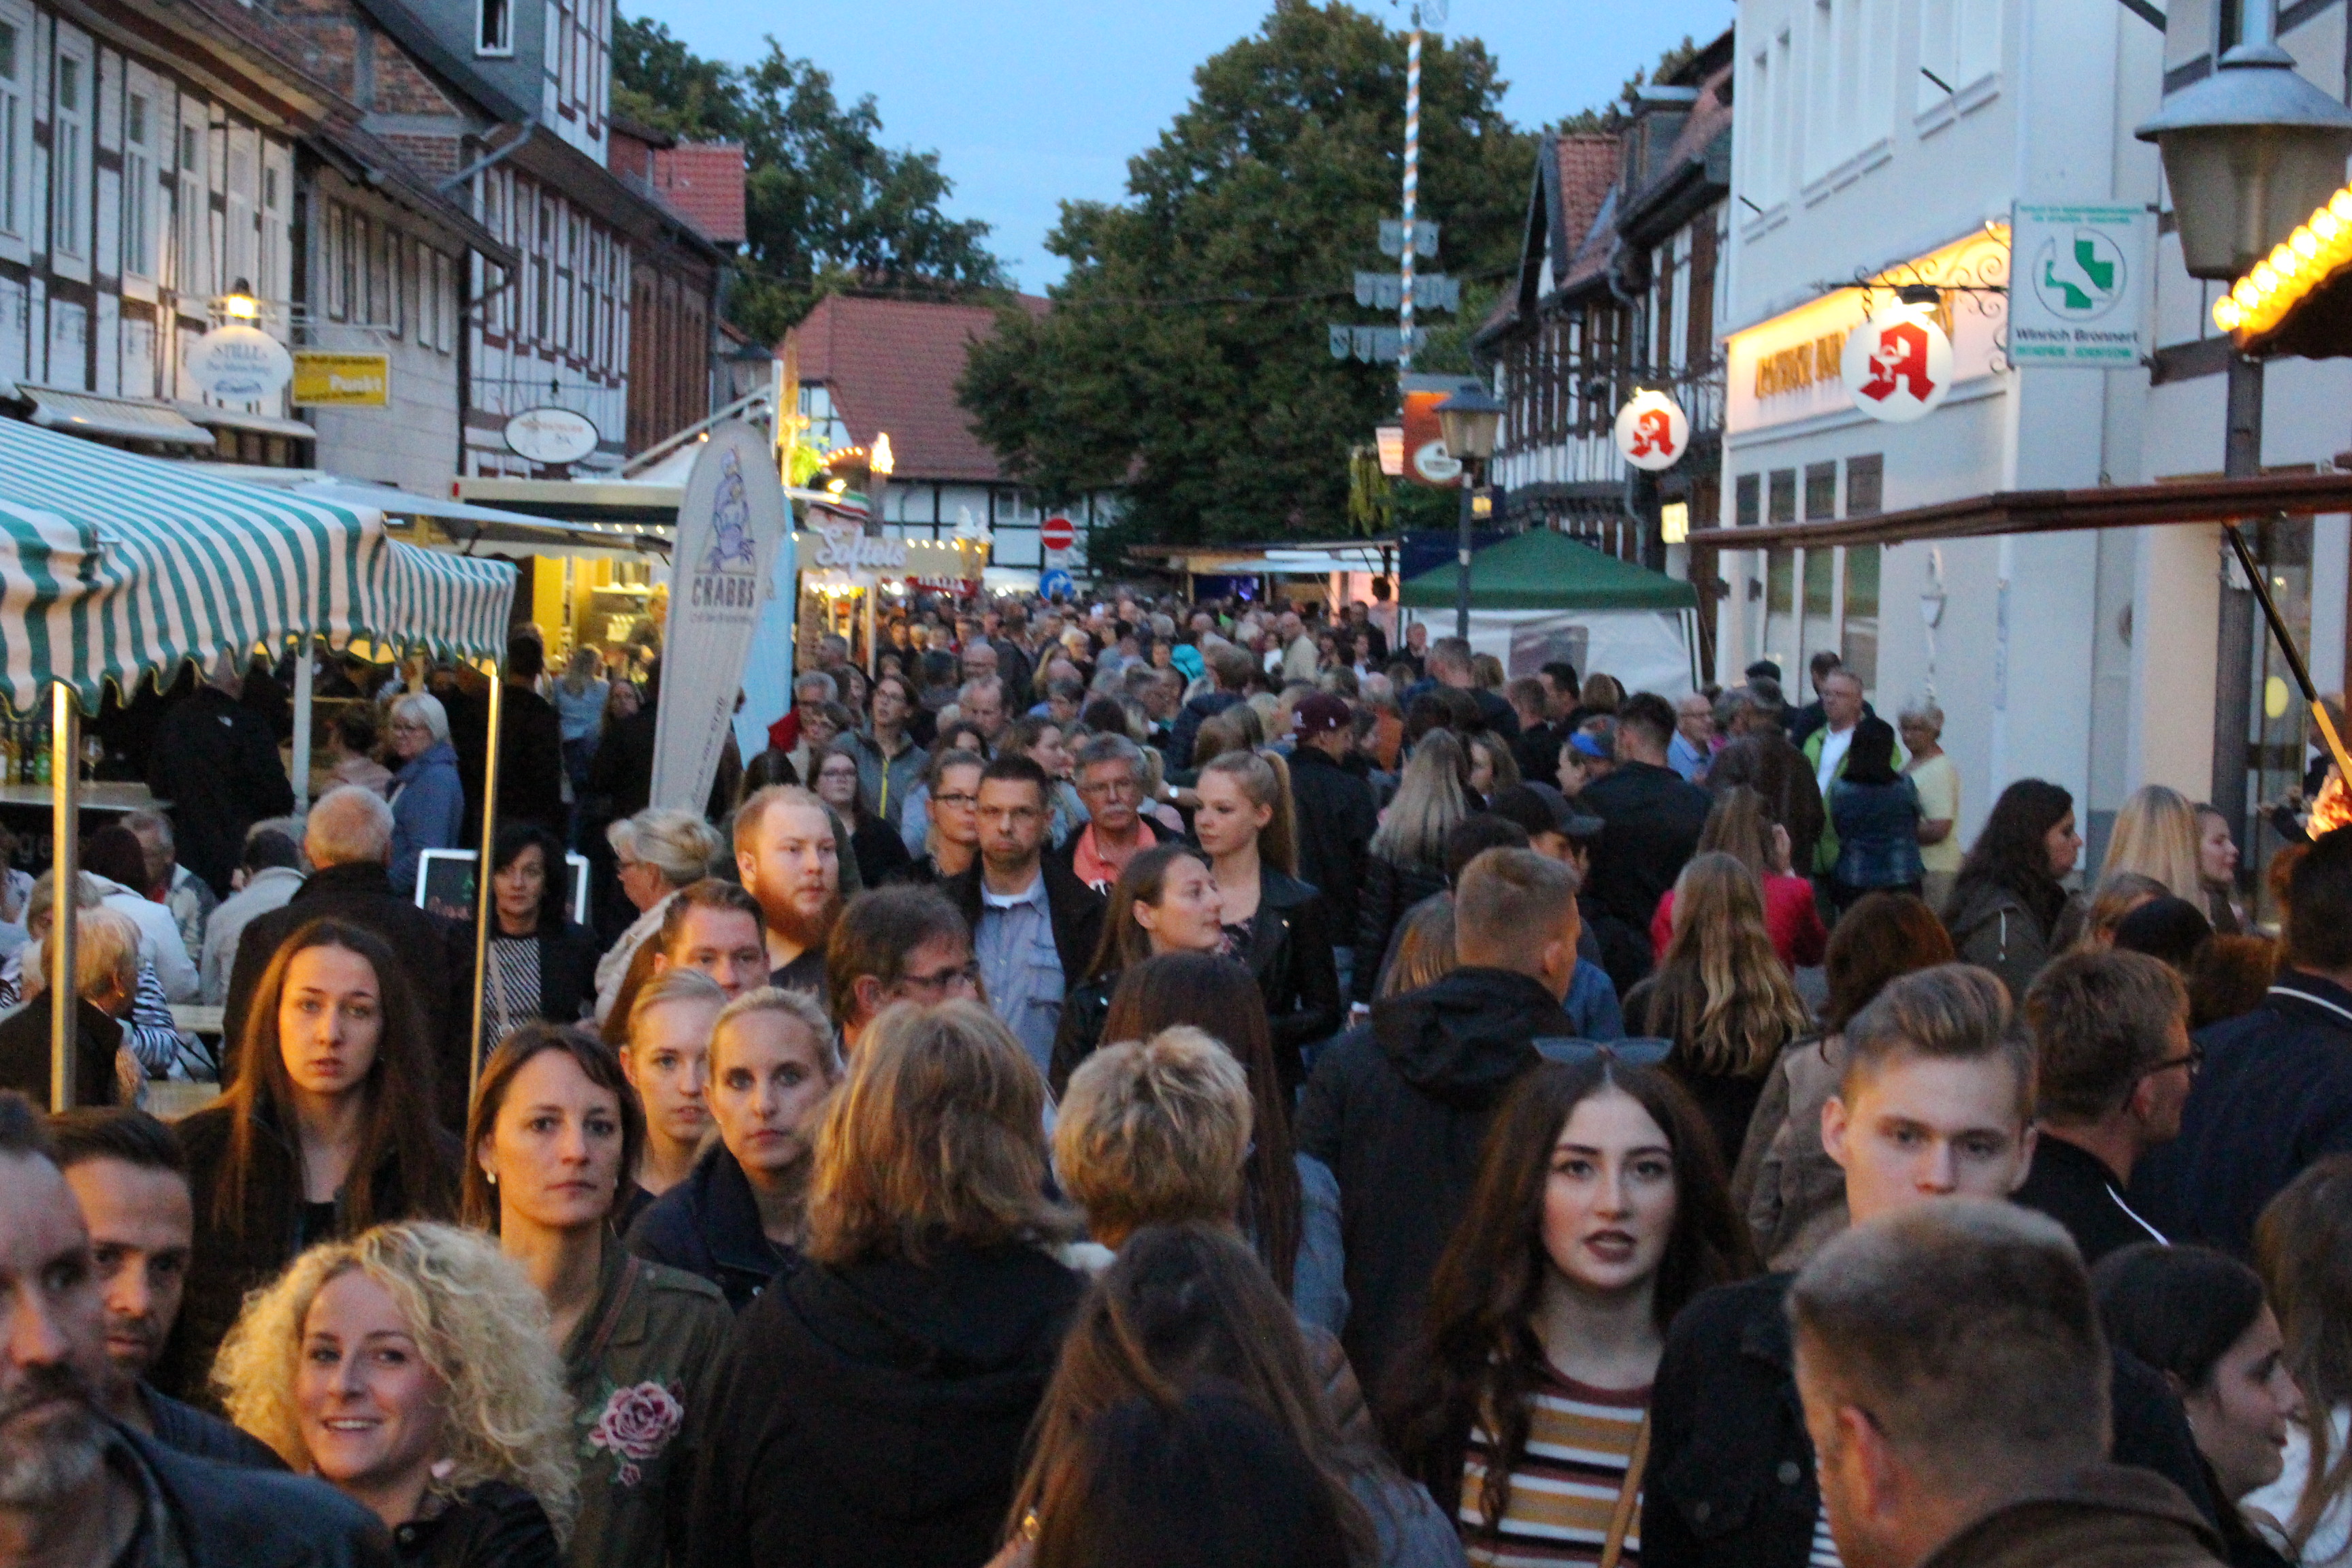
[634,0,1738,289]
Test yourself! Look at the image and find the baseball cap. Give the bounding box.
[1292,691,1352,739]
[1744,659,1784,684]
[1569,730,1612,760]
[1493,781,1604,841]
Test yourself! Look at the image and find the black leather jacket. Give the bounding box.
[120,1424,389,1568]
[1351,853,1449,1006]
[1241,868,1343,1100]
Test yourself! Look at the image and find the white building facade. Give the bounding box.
[1714,0,2352,872]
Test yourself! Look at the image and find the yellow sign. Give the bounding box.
[291,352,391,407]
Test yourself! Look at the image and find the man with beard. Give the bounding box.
[943,756,1105,1079]
[0,1092,381,1568]
[735,785,843,1000]
[44,1111,276,1469]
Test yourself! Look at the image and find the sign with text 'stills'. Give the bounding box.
[2009,202,2153,368]
[291,352,391,407]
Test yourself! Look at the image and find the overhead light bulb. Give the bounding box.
[2214,295,2245,331]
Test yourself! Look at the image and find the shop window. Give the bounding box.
[1846,453,1883,516]
[1803,461,1838,521]
[1767,468,1797,524]
[1735,472,1761,527]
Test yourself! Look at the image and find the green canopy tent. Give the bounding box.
[1396,527,1697,610]
[0,417,516,1107]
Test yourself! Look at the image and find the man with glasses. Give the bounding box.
[907,751,985,885]
[2011,950,2195,1263]
[942,755,1105,1078]
[824,887,983,1056]
[1059,734,1158,893]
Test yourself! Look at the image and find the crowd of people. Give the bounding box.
[1,590,2350,1568]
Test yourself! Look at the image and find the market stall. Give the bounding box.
[794,506,987,672]
[1396,528,1701,695]
[0,416,515,1107]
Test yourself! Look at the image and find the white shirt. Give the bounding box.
[1815,723,1856,795]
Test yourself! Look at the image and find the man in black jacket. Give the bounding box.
[1578,691,1710,992]
[2010,951,2189,1264]
[1166,643,1254,769]
[0,1093,384,1568]
[486,633,566,834]
[1296,847,1583,1401]
[223,786,465,1127]
[1644,965,2222,1568]
[1285,694,1378,981]
[2130,824,2352,1254]
[147,653,293,900]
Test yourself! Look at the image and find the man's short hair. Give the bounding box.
[1789,1200,2108,1493]
[1453,847,1580,970]
[733,783,829,859]
[657,878,765,952]
[1842,963,2034,1122]
[979,753,1051,801]
[1073,732,1144,779]
[0,1091,54,1160]
[711,985,840,1077]
[2287,827,2352,971]
[241,828,302,875]
[958,674,1006,710]
[1426,636,1473,676]
[1053,1027,1251,1241]
[1617,691,1678,751]
[826,887,970,1022]
[507,632,545,679]
[1810,650,1844,678]
[1209,645,1254,689]
[2024,951,2189,1123]
[1504,677,1549,718]
[1444,815,1531,884]
[45,1107,184,1176]
[306,785,395,868]
[794,670,838,702]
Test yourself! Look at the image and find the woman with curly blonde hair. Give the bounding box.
[214,1220,575,1566]
[1623,852,1812,1173]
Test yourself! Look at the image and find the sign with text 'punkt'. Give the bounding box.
[2009,203,2153,367]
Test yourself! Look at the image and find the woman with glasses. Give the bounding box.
[592,808,723,1029]
[1386,1058,1752,1566]
[387,693,467,896]
[1051,845,1226,1090]
[813,742,914,889]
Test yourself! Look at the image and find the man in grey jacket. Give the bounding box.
[197,827,305,1005]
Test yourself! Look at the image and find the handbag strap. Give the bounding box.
[580,1252,647,1369]
[1597,1407,1653,1568]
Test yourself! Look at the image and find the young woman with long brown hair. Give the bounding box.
[1386,1059,1752,1565]
[1622,853,1810,1174]
[166,919,457,1400]
[1195,749,1341,1098]
[1354,732,1475,1011]
[1050,844,1226,1091]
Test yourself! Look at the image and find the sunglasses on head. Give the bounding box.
[1531,1037,1675,1069]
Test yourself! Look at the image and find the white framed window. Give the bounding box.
[0,12,26,242]
[1916,0,2002,111]
[223,125,257,291]
[476,0,511,56]
[52,47,91,258]
[176,108,210,301]
[258,144,289,301]
[122,88,157,278]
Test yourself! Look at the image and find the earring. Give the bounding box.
[486,1170,498,1187]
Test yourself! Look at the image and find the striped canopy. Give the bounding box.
[0,418,514,712]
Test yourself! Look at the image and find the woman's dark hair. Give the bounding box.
[2112,896,2214,974]
[461,1023,645,1230]
[1032,1388,1349,1568]
[1098,955,1302,1303]
[738,747,800,798]
[933,717,991,760]
[1016,1226,1365,1568]
[489,822,567,935]
[1820,892,1956,1033]
[215,920,455,1234]
[333,706,378,754]
[816,740,871,823]
[2092,1243,2267,1397]
[82,824,151,892]
[1946,778,2075,935]
[1385,1058,1755,1531]
[1842,717,1901,787]
[1086,844,1213,983]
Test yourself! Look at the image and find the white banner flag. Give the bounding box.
[650,421,789,811]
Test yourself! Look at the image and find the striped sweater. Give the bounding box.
[1458,1366,1650,1566]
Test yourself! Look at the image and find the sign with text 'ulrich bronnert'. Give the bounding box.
[2009,202,2153,368]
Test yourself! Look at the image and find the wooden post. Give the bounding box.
[48,683,79,1110]
[468,662,505,1092]
[291,634,314,813]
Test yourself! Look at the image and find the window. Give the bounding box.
[52,52,88,258]
[176,112,209,300]
[1803,461,1838,520]
[0,16,23,239]
[1735,472,1761,527]
[477,0,511,55]
[224,128,257,293]
[1846,453,1884,516]
[1918,0,2002,110]
[122,93,156,277]
[259,149,289,302]
[1767,468,1797,523]
[1843,546,1881,688]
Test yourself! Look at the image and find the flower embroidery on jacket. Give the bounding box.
[586,1381,685,1486]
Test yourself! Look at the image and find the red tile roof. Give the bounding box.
[783,293,1051,484]
[648,142,747,245]
[1553,133,1622,270]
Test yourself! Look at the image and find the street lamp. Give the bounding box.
[2134,0,2352,861]
[1435,385,1504,639]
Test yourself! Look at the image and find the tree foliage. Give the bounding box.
[613,16,1010,344]
[957,1,1537,549]
[1554,35,1701,135]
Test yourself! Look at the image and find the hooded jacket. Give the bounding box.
[624,1141,794,1311]
[1295,967,1574,1401]
[1914,1465,2225,1568]
[687,1240,1084,1568]
[1943,877,2061,1011]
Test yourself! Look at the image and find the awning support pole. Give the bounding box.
[468,662,506,1092]
[48,683,79,1110]
[2223,522,2352,785]
[291,634,314,813]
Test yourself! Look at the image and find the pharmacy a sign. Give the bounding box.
[2010,202,2153,367]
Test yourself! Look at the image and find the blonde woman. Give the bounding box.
[1352,731,1475,1009]
[1622,852,1811,1173]
[214,1221,574,1567]
[1194,749,1340,1098]
[2102,784,2206,905]
[593,808,724,1026]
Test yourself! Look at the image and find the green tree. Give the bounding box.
[958,1,1537,549]
[613,16,1010,343]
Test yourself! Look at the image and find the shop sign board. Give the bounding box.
[1613,390,1690,472]
[291,352,391,407]
[1842,305,1955,423]
[2008,202,2152,367]
[504,407,600,466]
[650,421,789,811]
[808,527,907,571]
[186,325,293,399]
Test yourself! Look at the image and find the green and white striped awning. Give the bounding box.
[0,418,514,712]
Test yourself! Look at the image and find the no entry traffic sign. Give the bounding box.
[1041,515,1076,553]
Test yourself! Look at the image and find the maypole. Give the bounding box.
[1399,6,1422,377]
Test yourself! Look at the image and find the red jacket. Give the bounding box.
[1651,873,1828,972]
